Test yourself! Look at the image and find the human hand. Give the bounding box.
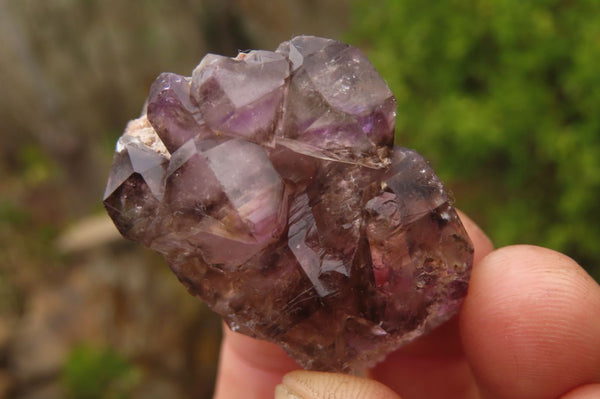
[212,212,600,399]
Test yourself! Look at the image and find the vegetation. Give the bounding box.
[350,0,600,279]
[62,346,140,399]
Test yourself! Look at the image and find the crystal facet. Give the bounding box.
[104,35,474,373]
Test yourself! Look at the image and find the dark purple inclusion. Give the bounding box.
[104,36,474,373]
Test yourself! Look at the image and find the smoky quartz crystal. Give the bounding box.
[104,36,473,372]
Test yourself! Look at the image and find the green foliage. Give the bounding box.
[62,346,140,399]
[0,200,31,227]
[17,144,61,185]
[349,0,600,278]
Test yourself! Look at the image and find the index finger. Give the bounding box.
[213,326,300,399]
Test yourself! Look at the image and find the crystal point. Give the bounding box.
[190,50,289,144]
[104,36,473,373]
[276,35,396,166]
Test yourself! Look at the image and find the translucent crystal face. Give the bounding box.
[276,36,396,161]
[104,35,474,373]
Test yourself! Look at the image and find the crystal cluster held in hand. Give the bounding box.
[104,36,474,372]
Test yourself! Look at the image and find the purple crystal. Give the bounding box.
[191,50,289,144]
[276,36,396,165]
[104,36,473,373]
[104,118,168,247]
[147,72,211,152]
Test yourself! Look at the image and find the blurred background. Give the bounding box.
[1,0,598,397]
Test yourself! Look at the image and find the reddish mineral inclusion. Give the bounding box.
[104,36,473,372]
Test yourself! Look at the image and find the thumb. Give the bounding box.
[275,371,401,399]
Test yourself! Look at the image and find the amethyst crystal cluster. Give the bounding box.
[104,36,473,372]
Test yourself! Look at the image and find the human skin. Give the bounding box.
[213,212,600,399]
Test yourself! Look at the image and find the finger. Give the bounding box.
[461,245,600,399]
[213,326,300,399]
[561,384,600,399]
[275,371,400,399]
[371,210,493,398]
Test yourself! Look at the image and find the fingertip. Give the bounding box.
[222,325,299,372]
[461,245,600,398]
[276,371,401,399]
[561,384,600,399]
[213,325,300,399]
